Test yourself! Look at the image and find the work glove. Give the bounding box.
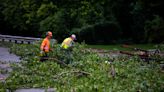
[50,48,53,52]
[40,51,44,56]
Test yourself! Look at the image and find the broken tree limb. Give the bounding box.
[120,51,163,62]
[122,44,148,52]
[120,51,148,57]
[42,57,92,78]
[109,65,116,78]
[53,70,92,79]
[41,57,70,67]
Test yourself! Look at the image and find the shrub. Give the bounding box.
[74,21,121,44]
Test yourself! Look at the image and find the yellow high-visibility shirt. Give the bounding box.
[61,37,73,49]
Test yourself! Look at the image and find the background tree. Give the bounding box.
[0,0,163,43]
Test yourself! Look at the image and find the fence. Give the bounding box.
[0,34,41,44]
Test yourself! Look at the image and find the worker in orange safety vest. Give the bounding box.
[40,31,53,61]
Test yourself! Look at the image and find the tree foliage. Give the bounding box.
[0,0,163,43]
[0,42,163,91]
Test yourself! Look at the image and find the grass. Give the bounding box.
[86,44,157,51]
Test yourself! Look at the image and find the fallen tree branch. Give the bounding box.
[54,70,92,79]
[43,57,92,79]
[42,57,70,68]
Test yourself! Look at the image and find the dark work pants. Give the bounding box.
[40,52,48,62]
[61,49,73,64]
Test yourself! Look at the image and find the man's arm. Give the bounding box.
[40,39,46,51]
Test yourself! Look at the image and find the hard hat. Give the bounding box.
[46,31,52,36]
[71,34,76,40]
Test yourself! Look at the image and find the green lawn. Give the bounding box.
[86,44,157,51]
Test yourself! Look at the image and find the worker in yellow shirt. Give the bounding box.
[61,34,76,49]
[60,34,76,64]
[40,31,53,61]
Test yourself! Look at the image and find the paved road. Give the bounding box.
[0,47,20,81]
[0,47,56,92]
[0,47,20,63]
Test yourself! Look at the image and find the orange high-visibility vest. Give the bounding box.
[40,38,50,52]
